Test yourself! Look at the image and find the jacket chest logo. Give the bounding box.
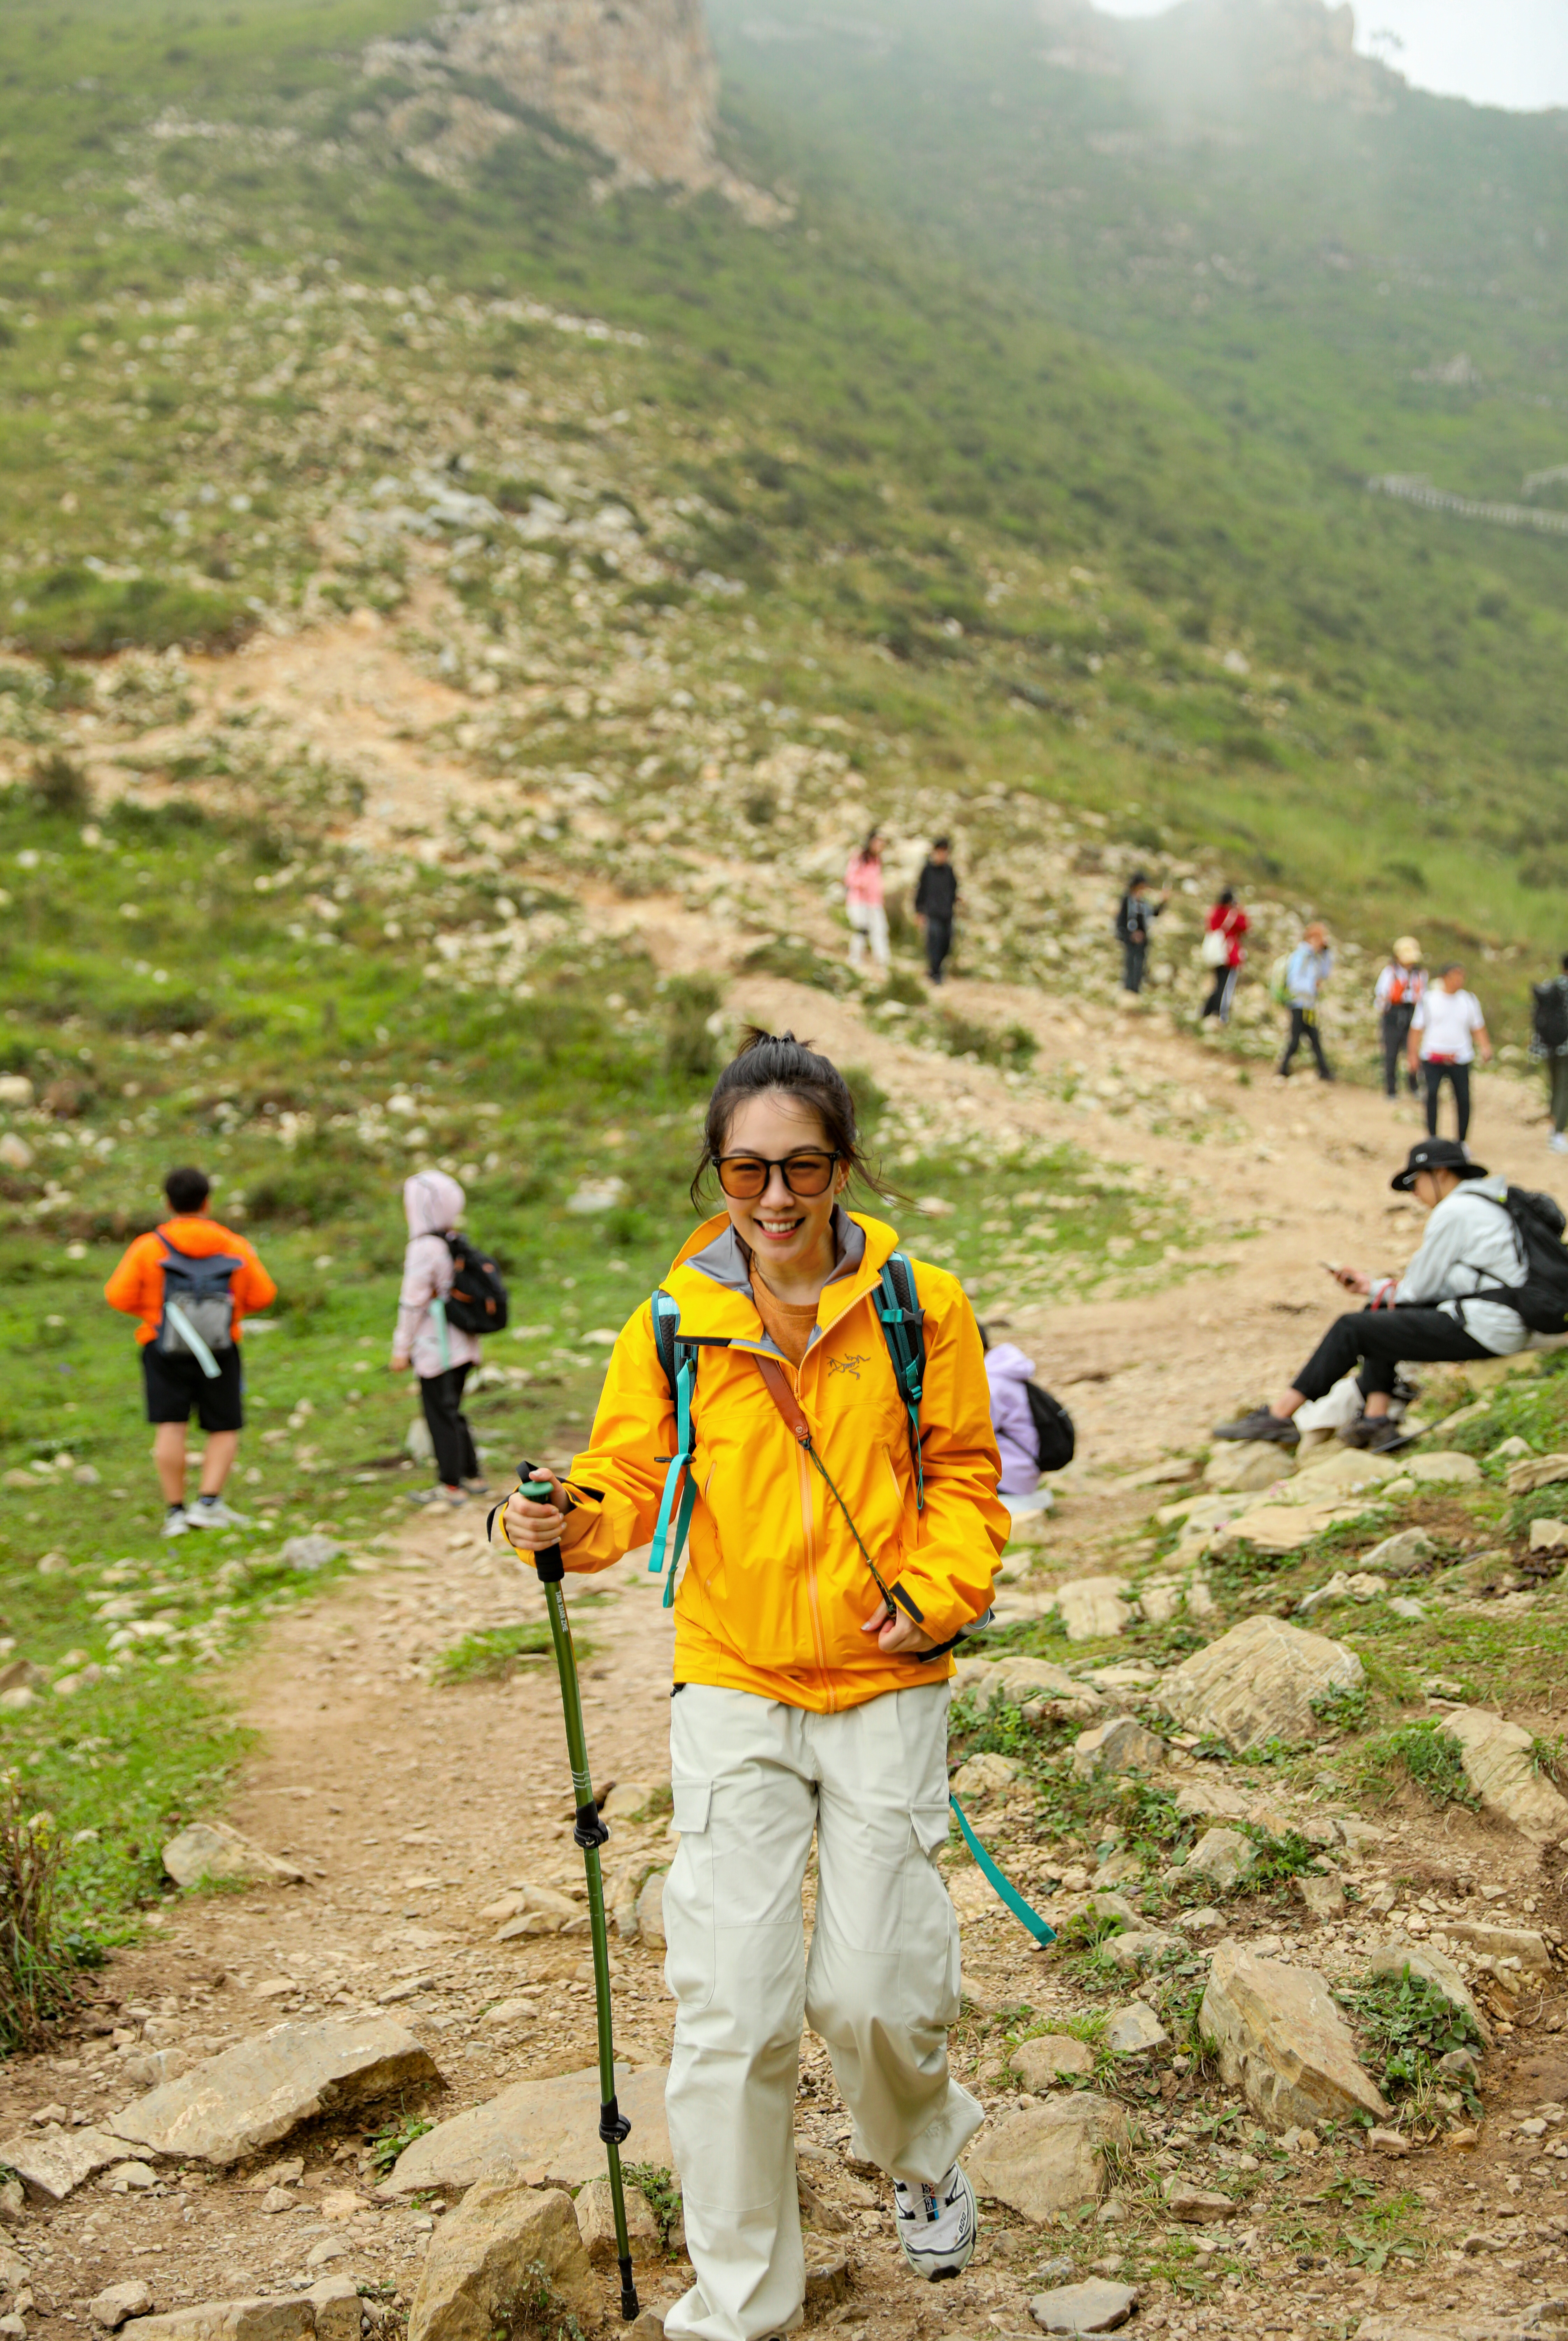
[828,1352,871,1380]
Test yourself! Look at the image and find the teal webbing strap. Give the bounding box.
[950,1791,1056,1945]
[875,1253,926,1511]
[649,1351,696,1610]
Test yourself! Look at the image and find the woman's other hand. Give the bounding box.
[861,1594,936,1656]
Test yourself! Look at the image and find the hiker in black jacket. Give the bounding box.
[1115,871,1167,995]
[915,838,959,984]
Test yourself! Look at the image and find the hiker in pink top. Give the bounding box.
[390,1170,484,1507]
[845,828,890,974]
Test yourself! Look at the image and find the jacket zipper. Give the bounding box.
[791,1366,834,1710]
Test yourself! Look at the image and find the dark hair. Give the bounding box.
[857,827,882,859]
[1128,869,1148,888]
[1217,887,1235,906]
[693,1028,889,1206]
[1559,953,1568,972]
[1438,960,1463,978]
[165,1165,210,1214]
[932,835,951,852]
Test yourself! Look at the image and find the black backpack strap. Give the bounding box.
[874,1250,926,1512]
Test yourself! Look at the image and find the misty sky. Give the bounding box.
[1091,0,1568,114]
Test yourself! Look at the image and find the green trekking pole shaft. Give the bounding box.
[521,1474,639,2324]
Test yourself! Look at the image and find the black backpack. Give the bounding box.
[1113,892,1132,942]
[1534,981,1568,1054]
[1471,1188,1568,1336]
[155,1235,240,1374]
[442,1233,509,1334]
[1025,1381,1076,1473]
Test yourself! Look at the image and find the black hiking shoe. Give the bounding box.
[1213,1407,1300,1446]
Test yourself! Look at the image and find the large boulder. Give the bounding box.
[965,2094,1129,2224]
[1433,1707,1568,1849]
[111,2017,438,2167]
[384,2064,670,2196]
[1199,1941,1390,2132]
[406,2183,597,2341]
[161,1822,303,1891]
[1159,1617,1363,1753]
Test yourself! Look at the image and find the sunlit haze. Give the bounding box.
[1090,0,1568,114]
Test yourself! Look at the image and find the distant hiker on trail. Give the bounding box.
[1114,869,1167,995]
[1374,937,1426,1102]
[980,1329,1074,1521]
[104,1166,276,1538]
[1199,886,1248,1024]
[1276,921,1335,1083]
[391,1170,487,1507]
[1214,1137,1542,1457]
[504,1028,1006,2334]
[1531,954,1568,1156]
[844,827,890,975]
[914,836,959,985]
[1411,961,1491,1143]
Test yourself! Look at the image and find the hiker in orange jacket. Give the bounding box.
[105,1166,276,1537]
[505,1029,1006,2341]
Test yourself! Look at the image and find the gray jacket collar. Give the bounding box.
[683,1205,866,1303]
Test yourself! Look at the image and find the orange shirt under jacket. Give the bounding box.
[104,1217,278,1346]
[547,1210,1009,1715]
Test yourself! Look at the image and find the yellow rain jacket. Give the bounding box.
[552,1209,1008,1713]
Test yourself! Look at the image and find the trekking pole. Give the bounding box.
[518,1470,639,2324]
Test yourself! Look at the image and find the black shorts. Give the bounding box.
[141,1343,245,1433]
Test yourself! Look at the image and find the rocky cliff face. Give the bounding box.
[366,0,784,218]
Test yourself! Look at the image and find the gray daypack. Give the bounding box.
[155,1235,241,1378]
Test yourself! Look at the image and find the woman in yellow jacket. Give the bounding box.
[506,1030,1007,2341]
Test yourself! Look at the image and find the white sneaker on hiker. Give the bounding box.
[186,1495,249,1529]
[162,1505,190,1538]
[893,2163,977,2279]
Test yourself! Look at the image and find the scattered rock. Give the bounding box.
[1507,1451,1568,1497]
[950,1753,1020,1801]
[803,2249,849,2306]
[796,2171,848,2234]
[1369,1938,1491,2046]
[574,2175,661,2264]
[1367,2127,1411,2156]
[1104,2002,1167,2057]
[634,1870,667,1950]
[106,2162,157,2193]
[1013,2036,1095,2090]
[1080,1892,1141,1928]
[279,1536,342,1572]
[1199,1940,1391,2131]
[90,2283,156,2330]
[1160,1616,1364,1753]
[1361,1529,1437,1577]
[385,2064,671,2195]
[599,1780,665,1822]
[1052,1579,1131,1642]
[406,2182,596,2341]
[1029,2278,1136,2334]
[1101,1931,1177,1974]
[161,1822,304,1891]
[112,2015,439,2166]
[1164,2181,1233,2222]
[1401,1452,1482,1486]
[1291,1447,1400,1493]
[966,2093,1129,2223]
[1433,1705,1568,1848]
[1202,1446,1293,1493]
[1442,1921,1551,1976]
[1528,1518,1568,1555]
[493,1883,580,1939]
[1180,1828,1257,1893]
[1069,1717,1166,1781]
[124,2281,358,2341]
[0,2126,139,2204]
[1293,1871,1346,1923]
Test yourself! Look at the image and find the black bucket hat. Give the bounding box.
[1390,1138,1488,1193]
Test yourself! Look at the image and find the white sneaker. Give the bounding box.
[893,2163,976,2279]
[186,1496,249,1529]
[162,1505,189,1538]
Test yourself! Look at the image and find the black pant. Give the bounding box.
[1295,1306,1495,1404]
[1424,1060,1472,1141]
[925,916,952,983]
[1122,938,1148,992]
[1279,1007,1332,1079]
[1202,965,1239,1022]
[420,1364,478,1488]
[1382,1005,1417,1098]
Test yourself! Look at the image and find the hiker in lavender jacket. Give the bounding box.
[983,1340,1044,1499]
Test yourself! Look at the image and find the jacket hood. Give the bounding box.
[404,1169,464,1238]
[985,1342,1036,1382]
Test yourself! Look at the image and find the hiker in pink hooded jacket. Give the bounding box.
[984,1340,1045,1500]
[390,1170,484,1505]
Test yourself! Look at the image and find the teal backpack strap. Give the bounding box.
[874,1250,926,1510]
[648,1290,695,1609]
[950,1791,1056,1944]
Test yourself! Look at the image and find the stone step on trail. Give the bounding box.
[381,2062,671,2195]
[110,2016,440,2166]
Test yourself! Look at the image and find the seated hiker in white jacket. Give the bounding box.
[1213,1138,1529,1456]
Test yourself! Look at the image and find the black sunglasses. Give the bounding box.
[716,1151,841,1200]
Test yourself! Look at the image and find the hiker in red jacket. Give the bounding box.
[1200,888,1248,1025]
[105,1167,276,1536]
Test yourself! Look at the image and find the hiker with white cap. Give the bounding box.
[391,1170,487,1505]
[1212,1138,1538,1456]
[1374,938,1426,1101]
[1409,961,1491,1142]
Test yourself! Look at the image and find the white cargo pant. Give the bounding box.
[661,1681,982,2341]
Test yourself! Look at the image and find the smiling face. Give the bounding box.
[717,1090,850,1286]
[1443,965,1466,993]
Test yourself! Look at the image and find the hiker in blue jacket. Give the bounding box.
[1277,922,1335,1082]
